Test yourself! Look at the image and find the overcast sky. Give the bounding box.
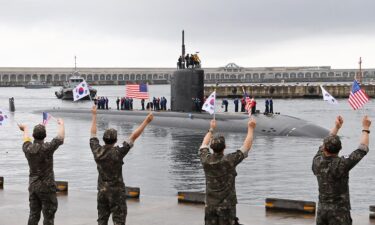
[0,0,374,68]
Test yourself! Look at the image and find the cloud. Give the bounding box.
[0,0,374,67]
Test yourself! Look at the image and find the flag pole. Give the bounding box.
[147,82,152,112]
[359,57,366,116]
[214,82,219,120]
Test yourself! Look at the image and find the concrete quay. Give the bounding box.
[1,187,374,225]
[205,82,375,98]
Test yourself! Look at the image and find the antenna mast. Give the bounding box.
[182,30,185,67]
[74,55,77,71]
[358,57,362,83]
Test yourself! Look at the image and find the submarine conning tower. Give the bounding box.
[171,30,205,112]
[171,69,204,112]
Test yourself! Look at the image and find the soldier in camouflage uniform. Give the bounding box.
[312,115,371,225]
[90,105,153,225]
[199,118,256,225]
[18,119,65,225]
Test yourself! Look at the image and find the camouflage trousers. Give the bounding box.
[28,191,58,225]
[204,205,237,225]
[97,188,127,225]
[316,207,352,225]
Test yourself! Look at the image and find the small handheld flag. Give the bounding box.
[320,85,338,104]
[0,109,9,126]
[73,80,90,101]
[245,97,252,113]
[202,91,216,115]
[126,84,149,99]
[348,80,369,110]
[42,112,52,126]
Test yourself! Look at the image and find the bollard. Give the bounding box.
[55,181,68,193]
[126,186,140,199]
[177,191,205,204]
[9,97,15,112]
[370,206,375,219]
[0,177,3,189]
[265,198,316,214]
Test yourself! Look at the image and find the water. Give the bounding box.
[0,85,374,212]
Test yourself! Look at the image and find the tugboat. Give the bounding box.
[55,57,97,100]
[25,79,51,89]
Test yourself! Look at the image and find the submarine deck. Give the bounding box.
[1,188,373,225]
[37,108,329,138]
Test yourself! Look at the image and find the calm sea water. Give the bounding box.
[0,85,374,212]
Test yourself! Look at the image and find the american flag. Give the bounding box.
[42,112,52,126]
[348,80,369,110]
[245,97,252,113]
[126,84,149,99]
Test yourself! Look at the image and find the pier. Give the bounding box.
[0,187,373,225]
[205,82,375,98]
[1,64,375,87]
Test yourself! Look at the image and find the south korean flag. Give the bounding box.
[0,109,9,126]
[73,80,90,101]
[202,91,216,115]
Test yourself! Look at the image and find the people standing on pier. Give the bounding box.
[265,99,269,114]
[116,97,120,110]
[240,97,245,112]
[199,118,256,225]
[234,98,239,112]
[251,98,256,114]
[105,97,109,110]
[18,119,65,225]
[269,98,273,114]
[129,98,133,110]
[312,115,371,225]
[90,105,153,225]
[141,99,145,110]
[222,99,229,112]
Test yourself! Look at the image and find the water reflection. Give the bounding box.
[169,130,205,192]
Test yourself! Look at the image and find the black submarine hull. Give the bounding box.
[41,109,329,138]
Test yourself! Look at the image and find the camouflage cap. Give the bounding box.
[210,134,226,153]
[323,135,342,154]
[33,124,46,140]
[103,128,117,141]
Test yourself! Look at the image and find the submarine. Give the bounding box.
[42,108,329,138]
[40,30,329,138]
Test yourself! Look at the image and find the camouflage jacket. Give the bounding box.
[23,137,64,192]
[312,144,369,210]
[199,146,245,207]
[90,137,133,191]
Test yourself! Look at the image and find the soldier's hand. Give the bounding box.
[18,123,27,131]
[57,118,64,125]
[210,119,216,130]
[91,105,97,115]
[335,116,344,129]
[146,113,154,123]
[248,117,256,129]
[362,115,371,130]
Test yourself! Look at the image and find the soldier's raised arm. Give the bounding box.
[240,117,256,158]
[128,113,153,143]
[329,115,343,136]
[360,115,371,147]
[18,124,31,142]
[91,105,97,137]
[201,119,216,147]
[57,118,65,140]
[340,115,371,172]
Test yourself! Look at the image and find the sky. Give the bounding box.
[0,0,375,68]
